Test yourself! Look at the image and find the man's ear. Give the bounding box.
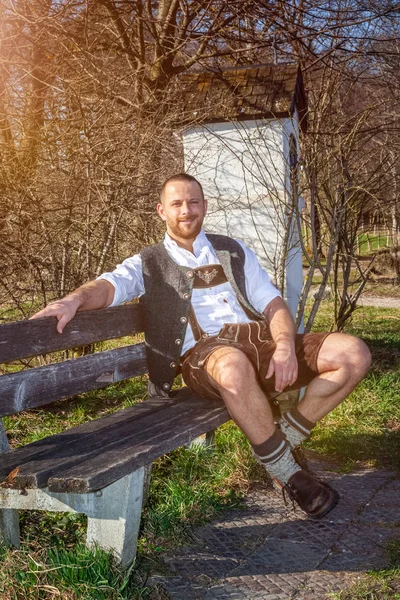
[157,203,166,221]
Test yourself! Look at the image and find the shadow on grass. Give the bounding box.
[306,430,400,472]
[369,347,400,373]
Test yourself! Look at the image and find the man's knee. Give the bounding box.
[354,336,372,374]
[206,347,256,393]
[319,333,371,379]
[343,335,371,381]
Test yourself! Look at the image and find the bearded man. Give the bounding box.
[32,173,371,519]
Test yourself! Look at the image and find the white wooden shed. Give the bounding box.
[180,63,308,322]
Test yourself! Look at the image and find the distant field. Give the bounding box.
[302,230,396,256]
[357,232,394,254]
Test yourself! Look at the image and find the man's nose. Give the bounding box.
[181,202,191,215]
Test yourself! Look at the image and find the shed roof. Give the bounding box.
[180,63,307,133]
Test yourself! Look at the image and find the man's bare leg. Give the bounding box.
[205,333,371,443]
[205,347,302,485]
[281,333,371,448]
[204,333,371,518]
[205,346,275,445]
[298,333,371,422]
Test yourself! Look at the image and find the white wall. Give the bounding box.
[183,117,303,320]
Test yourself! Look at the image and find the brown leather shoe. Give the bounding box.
[283,470,340,519]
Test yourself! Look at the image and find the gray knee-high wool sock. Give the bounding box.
[280,406,316,449]
[252,429,301,484]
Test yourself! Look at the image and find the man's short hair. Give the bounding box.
[160,173,204,203]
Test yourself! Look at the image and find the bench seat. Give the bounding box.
[0,390,229,493]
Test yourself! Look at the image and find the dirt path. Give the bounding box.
[359,295,400,309]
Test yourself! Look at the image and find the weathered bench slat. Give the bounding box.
[0,344,147,417]
[4,404,192,489]
[1,396,229,493]
[49,399,229,493]
[0,305,143,364]
[0,395,187,483]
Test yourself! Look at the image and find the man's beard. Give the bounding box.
[167,217,203,240]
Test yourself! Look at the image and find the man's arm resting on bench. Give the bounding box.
[30,279,116,333]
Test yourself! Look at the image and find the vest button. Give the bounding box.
[175,338,182,345]
[162,383,170,391]
[170,361,177,369]
[186,270,194,278]
[182,293,190,300]
[180,316,187,324]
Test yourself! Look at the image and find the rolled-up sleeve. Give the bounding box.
[236,240,281,313]
[97,254,145,307]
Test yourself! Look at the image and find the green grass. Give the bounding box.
[305,303,400,472]
[301,233,395,264]
[0,543,150,599]
[309,272,399,298]
[358,233,394,254]
[310,303,400,348]
[140,423,264,553]
[305,369,400,472]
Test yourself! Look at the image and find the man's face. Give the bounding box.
[157,180,207,242]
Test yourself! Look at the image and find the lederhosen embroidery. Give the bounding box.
[193,264,227,288]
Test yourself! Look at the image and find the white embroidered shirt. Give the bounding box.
[98,230,281,354]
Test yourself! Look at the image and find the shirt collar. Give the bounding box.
[164,229,210,257]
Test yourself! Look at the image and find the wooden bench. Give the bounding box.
[0,305,232,567]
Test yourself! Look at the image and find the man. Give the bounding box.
[32,173,371,519]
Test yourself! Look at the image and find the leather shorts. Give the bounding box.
[181,320,331,401]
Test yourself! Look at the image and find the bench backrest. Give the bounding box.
[0,305,145,418]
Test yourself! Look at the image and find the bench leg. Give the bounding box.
[0,420,20,548]
[85,467,145,568]
[0,509,20,548]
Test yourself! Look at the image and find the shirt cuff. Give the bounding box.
[96,275,120,307]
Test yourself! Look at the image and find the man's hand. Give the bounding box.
[30,297,80,334]
[263,296,298,392]
[30,279,115,334]
[265,343,298,393]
